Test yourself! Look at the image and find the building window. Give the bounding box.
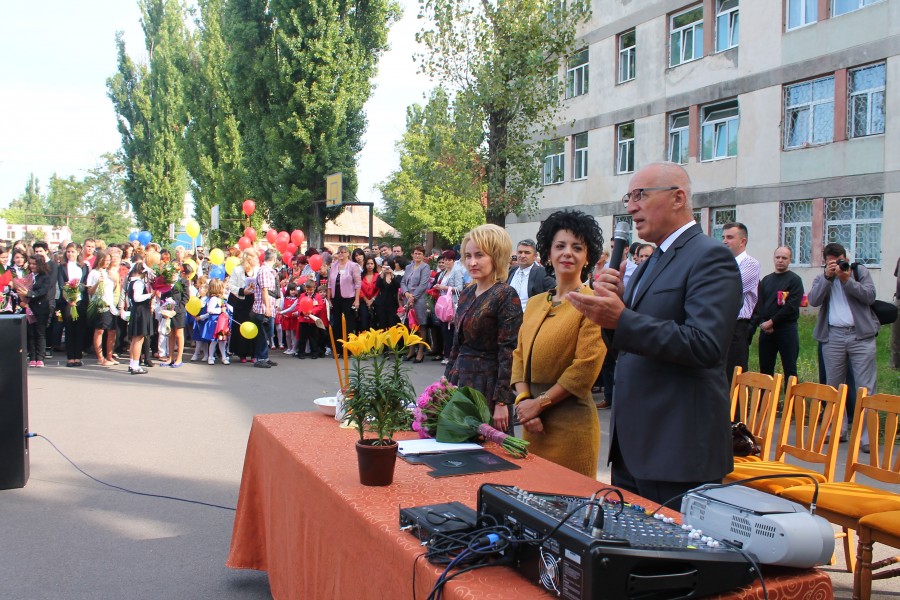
[784,76,834,149]
[614,215,633,245]
[833,0,883,18]
[781,200,813,265]
[825,195,883,266]
[786,0,817,30]
[573,133,588,180]
[668,111,690,164]
[711,207,736,241]
[692,210,702,226]
[670,5,704,68]
[566,48,589,99]
[715,0,739,52]
[617,29,636,83]
[848,63,886,138]
[616,122,635,175]
[543,138,565,185]
[701,100,739,161]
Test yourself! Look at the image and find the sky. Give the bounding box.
[0,0,432,211]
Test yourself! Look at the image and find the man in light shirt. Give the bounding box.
[506,239,555,311]
[808,242,880,452]
[722,222,760,383]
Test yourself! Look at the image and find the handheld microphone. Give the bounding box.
[609,221,630,272]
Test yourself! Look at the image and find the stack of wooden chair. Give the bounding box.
[723,367,900,599]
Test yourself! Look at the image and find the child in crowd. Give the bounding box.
[297,278,326,359]
[204,278,232,365]
[189,277,210,362]
[280,282,300,355]
[273,273,288,349]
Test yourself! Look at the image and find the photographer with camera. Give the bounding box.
[808,242,880,453]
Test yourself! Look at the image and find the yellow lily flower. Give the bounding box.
[385,325,405,349]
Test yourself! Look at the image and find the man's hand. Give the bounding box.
[836,265,852,283]
[567,285,625,329]
[760,319,775,334]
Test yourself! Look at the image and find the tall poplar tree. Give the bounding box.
[183,0,249,245]
[108,0,192,241]
[224,0,400,232]
[417,0,588,225]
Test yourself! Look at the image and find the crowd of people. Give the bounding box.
[2,161,897,498]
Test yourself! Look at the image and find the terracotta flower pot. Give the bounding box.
[355,440,398,486]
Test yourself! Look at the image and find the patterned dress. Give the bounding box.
[444,282,522,411]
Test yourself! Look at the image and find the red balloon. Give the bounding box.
[308,254,323,271]
[275,239,288,253]
[244,227,257,242]
[238,236,252,250]
[298,276,308,285]
[277,231,290,243]
[298,296,314,313]
[282,252,293,264]
[286,243,297,255]
[265,229,277,244]
[291,230,305,246]
[242,199,256,216]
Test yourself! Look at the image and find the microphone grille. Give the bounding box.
[614,221,630,238]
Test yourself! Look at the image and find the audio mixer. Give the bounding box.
[477,484,756,599]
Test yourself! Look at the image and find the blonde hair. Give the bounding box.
[461,224,512,283]
[240,249,257,273]
[145,249,161,268]
[208,278,226,298]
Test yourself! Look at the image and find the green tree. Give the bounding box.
[417,0,587,225]
[81,152,134,243]
[108,0,192,242]
[378,87,486,247]
[183,0,249,247]
[46,174,89,228]
[1,174,47,225]
[223,0,400,233]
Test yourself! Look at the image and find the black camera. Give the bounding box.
[836,258,851,272]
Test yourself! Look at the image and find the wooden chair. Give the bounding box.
[725,378,847,495]
[729,367,783,463]
[855,511,900,600]
[780,390,900,574]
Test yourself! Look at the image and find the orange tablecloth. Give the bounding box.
[227,412,833,600]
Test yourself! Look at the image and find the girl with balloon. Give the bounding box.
[203,278,232,365]
[296,278,325,359]
[279,282,301,355]
[188,276,210,362]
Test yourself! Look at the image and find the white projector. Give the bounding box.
[681,484,834,568]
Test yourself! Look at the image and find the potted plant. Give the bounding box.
[342,324,428,486]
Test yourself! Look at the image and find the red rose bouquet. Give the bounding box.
[63,279,81,320]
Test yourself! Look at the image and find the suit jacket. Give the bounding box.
[506,264,556,299]
[612,223,742,483]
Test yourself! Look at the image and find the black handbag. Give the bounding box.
[732,421,760,457]
[851,264,898,325]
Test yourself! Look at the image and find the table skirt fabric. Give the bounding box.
[227,412,833,600]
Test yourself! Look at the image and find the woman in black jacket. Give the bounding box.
[16,254,55,367]
[58,242,90,367]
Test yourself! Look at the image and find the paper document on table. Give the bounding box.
[397,439,482,456]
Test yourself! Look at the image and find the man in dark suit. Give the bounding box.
[506,239,555,311]
[569,162,742,505]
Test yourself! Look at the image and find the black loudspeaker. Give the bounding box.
[0,314,29,489]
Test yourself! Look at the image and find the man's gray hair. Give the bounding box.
[264,249,278,263]
[517,239,537,249]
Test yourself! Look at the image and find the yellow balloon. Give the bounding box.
[185,220,200,239]
[240,321,258,339]
[209,248,225,265]
[225,256,240,275]
[186,296,202,316]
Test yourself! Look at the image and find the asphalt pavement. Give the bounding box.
[1,349,896,599]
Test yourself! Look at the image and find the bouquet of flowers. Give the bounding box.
[13,276,34,322]
[63,279,81,320]
[158,298,177,336]
[151,262,179,293]
[413,377,529,458]
[87,277,107,322]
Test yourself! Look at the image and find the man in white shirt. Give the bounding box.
[506,239,555,311]
[722,222,760,383]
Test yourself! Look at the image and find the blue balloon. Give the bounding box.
[128,232,139,243]
[137,231,152,246]
[209,266,226,280]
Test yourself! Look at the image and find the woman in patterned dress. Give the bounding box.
[444,224,522,433]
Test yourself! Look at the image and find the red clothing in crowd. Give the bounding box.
[298,292,326,325]
[360,274,379,302]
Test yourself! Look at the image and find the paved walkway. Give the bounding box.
[1,352,896,599]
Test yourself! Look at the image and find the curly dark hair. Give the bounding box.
[535,209,604,282]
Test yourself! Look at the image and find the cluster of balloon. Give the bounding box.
[185,220,201,239]
[186,296,202,316]
[225,256,241,275]
[239,321,258,339]
[242,199,256,217]
[308,254,323,271]
[137,231,153,246]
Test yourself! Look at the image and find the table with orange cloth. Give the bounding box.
[227,412,833,600]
